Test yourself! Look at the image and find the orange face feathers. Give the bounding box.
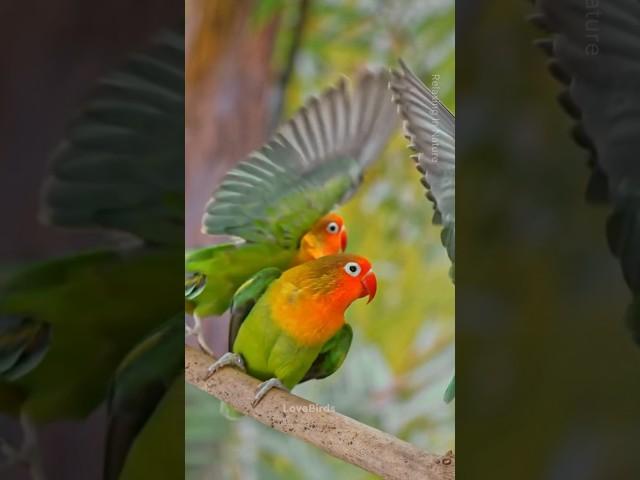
[294,213,348,264]
[284,254,377,307]
[270,253,377,346]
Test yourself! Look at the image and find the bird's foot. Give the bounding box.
[204,352,246,379]
[252,378,288,407]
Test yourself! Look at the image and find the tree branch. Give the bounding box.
[185,346,455,480]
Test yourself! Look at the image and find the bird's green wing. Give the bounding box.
[228,267,282,350]
[530,1,640,342]
[301,324,353,383]
[103,314,183,480]
[202,70,398,249]
[185,243,293,317]
[390,61,456,276]
[40,24,184,245]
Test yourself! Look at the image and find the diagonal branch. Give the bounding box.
[185,346,455,480]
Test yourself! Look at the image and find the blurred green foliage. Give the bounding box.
[455,2,640,479]
[277,0,454,112]
[186,1,454,478]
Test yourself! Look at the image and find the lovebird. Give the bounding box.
[0,25,183,473]
[206,253,377,407]
[185,70,397,320]
[390,60,456,403]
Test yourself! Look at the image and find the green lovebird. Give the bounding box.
[207,253,378,408]
[390,60,456,403]
[0,25,184,473]
[185,70,398,322]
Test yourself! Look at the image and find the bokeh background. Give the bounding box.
[456,1,640,479]
[0,2,181,478]
[184,1,455,478]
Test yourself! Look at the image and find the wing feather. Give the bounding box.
[202,70,398,248]
[40,26,184,245]
[390,60,455,227]
[531,0,640,338]
[390,61,456,269]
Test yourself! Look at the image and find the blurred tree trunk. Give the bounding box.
[185,0,279,246]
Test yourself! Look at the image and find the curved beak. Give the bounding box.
[361,270,377,304]
[340,227,348,252]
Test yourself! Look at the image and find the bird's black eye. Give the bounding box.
[344,262,361,277]
[326,222,339,234]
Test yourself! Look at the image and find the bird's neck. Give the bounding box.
[292,233,326,266]
[269,283,349,347]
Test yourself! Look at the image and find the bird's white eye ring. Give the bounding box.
[344,262,361,277]
[326,222,340,234]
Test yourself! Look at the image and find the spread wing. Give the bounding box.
[530,1,640,207]
[40,25,184,245]
[202,70,398,249]
[530,0,640,340]
[390,60,456,270]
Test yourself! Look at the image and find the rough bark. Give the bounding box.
[185,346,455,480]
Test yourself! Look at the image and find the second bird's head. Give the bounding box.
[296,213,348,263]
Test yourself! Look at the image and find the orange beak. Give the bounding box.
[340,227,348,252]
[361,270,377,304]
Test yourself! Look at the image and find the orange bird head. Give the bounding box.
[337,254,377,305]
[295,213,348,264]
[273,254,377,346]
[290,253,377,307]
